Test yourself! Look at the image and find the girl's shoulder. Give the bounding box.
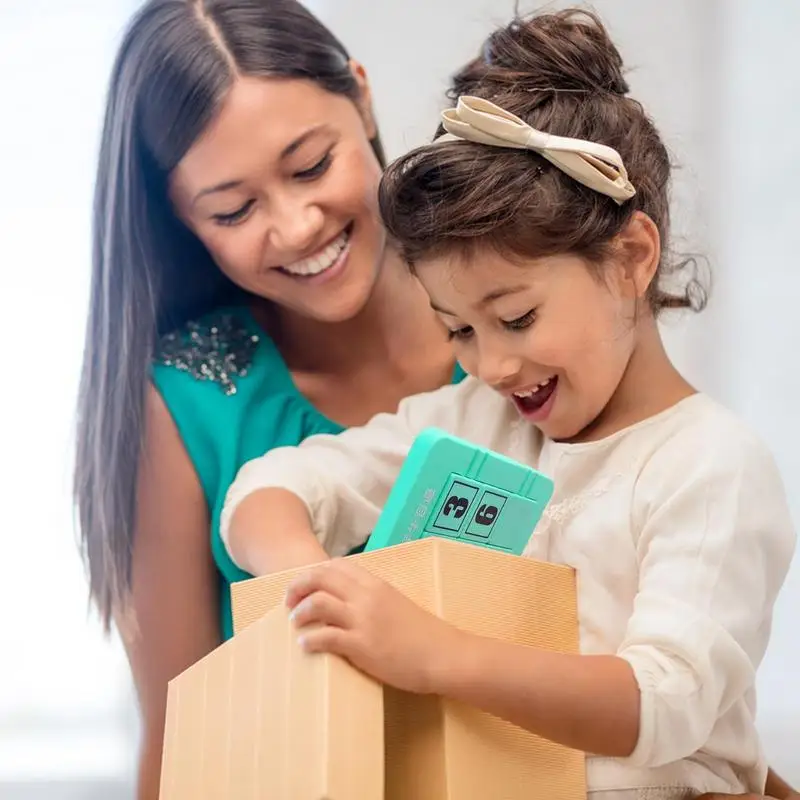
[641,393,776,470]
[552,392,788,519]
[628,394,791,529]
[569,392,775,470]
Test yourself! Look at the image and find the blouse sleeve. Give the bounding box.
[618,426,796,767]
[220,377,508,562]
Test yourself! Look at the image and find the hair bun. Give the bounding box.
[474,9,629,98]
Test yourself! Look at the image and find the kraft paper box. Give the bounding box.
[161,537,585,800]
[159,601,384,800]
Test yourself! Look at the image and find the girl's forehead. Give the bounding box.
[416,250,600,309]
[417,251,539,306]
[418,249,558,288]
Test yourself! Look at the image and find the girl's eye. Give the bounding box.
[447,326,474,342]
[295,151,332,180]
[213,199,256,227]
[503,309,537,331]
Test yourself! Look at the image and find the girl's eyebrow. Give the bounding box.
[430,300,456,316]
[477,285,529,308]
[430,284,529,317]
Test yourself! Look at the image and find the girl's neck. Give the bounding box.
[252,250,448,377]
[572,316,695,444]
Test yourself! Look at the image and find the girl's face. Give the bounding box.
[415,219,658,442]
[169,71,385,323]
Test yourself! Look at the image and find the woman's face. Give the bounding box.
[169,72,385,323]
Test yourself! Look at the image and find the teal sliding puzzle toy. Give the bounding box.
[364,427,554,555]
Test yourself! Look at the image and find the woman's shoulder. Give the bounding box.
[153,305,265,398]
[150,304,340,507]
[150,302,323,451]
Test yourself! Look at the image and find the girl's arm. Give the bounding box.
[764,770,799,799]
[426,433,796,766]
[430,634,640,757]
[224,487,330,576]
[698,766,799,799]
[222,378,510,574]
[221,411,415,572]
[287,426,796,771]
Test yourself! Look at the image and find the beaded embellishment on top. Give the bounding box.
[155,313,260,396]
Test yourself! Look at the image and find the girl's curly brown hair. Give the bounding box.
[379,9,707,315]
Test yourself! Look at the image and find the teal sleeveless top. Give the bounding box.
[152,305,466,641]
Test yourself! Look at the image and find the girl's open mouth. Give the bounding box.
[512,376,558,421]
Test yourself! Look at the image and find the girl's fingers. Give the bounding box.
[696,795,769,800]
[285,561,357,608]
[328,557,378,588]
[297,624,350,658]
[289,590,352,631]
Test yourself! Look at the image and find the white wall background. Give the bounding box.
[0,2,140,797]
[0,1,796,796]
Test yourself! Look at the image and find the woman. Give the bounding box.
[76,1,460,795]
[73,1,797,798]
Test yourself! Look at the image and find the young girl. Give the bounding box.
[219,10,795,799]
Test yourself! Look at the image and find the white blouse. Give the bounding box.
[221,377,796,798]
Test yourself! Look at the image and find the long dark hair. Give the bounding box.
[75,0,386,628]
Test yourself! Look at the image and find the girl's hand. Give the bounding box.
[697,794,798,799]
[284,559,460,694]
[696,795,765,800]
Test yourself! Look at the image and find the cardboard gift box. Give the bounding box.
[159,537,585,799]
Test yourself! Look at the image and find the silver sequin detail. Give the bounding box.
[155,313,260,396]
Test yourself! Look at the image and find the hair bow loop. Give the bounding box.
[439,95,636,205]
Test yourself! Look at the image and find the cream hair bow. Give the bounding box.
[438,95,636,205]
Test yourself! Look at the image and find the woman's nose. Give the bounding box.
[268,201,325,257]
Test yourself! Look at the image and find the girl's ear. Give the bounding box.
[348,60,378,140]
[615,211,661,301]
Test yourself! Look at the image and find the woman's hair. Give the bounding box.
[75,0,386,627]
[379,9,707,313]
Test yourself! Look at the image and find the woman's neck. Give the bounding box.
[253,252,449,377]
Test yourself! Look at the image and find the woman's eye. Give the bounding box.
[447,326,474,342]
[503,309,537,331]
[295,151,332,180]
[213,199,255,227]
